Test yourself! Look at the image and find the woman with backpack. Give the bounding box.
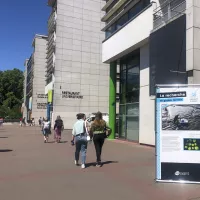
[54,116,63,143]
[90,112,112,167]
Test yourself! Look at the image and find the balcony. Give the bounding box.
[46,32,56,56]
[102,4,153,63]
[101,0,129,22]
[46,52,55,66]
[48,11,57,34]
[103,0,150,39]
[46,47,55,59]
[46,53,55,76]
[153,0,186,31]
[102,0,119,12]
[47,32,56,48]
[46,74,53,85]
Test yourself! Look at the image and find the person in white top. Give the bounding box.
[71,113,90,169]
[42,118,51,143]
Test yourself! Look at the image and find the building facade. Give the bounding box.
[24,35,48,123]
[45,0,109,129]
[22,59,29,121]
[102,0,199,145]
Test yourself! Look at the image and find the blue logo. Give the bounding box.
[191,92,197,97]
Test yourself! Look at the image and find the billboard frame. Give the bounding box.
[155,84,200,184]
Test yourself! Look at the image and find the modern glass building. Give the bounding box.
[101,0,199,145]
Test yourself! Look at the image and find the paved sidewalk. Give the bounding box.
[0,125,200,200]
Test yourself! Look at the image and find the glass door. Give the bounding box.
[118,50,140,141]
[126,103,139,141]
[119,103,139,142]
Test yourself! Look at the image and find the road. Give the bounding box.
[0,125,200,200]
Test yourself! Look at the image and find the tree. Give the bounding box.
[0,69,24,118]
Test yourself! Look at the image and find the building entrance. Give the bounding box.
[118,50,140,141]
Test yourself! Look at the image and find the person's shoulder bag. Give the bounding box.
[104,121,111,138]
[83,121,90,141]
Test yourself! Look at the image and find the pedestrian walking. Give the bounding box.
[22,117,26,126]
[0,118,3,127]
[38,117,42,128]
[54,116,63,143]
[32,118,35,126]
[19,118,22,127]
[71,113,90,169]
[42,118,51,143]
[90,111,112,167]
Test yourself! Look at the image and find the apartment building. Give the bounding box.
[22,59,29,120]
[102,0,200,145]
[45,0,109,129]
[23,35,48,123]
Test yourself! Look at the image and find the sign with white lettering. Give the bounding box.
[37,103,47,109]
[62,91,83,99]
[37,94,47,98]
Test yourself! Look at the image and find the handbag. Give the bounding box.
[104,122,111,138]
[84,121,91,141]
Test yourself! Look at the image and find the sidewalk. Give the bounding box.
[0,126,200,200]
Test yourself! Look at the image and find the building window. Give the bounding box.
[105,0,150,38]
[119,50,140,141]
[106,0,119,13]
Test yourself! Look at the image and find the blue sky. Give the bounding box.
[0,0,50,71]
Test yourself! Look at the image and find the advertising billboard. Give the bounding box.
[156,85,200,183]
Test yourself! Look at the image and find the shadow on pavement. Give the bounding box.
[0,137,8,138]
[0,149,13,152]
[86,161,118,168]
[47,141,68,144]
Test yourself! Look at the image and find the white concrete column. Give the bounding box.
[139,43,155,145]
[186,0,200,83]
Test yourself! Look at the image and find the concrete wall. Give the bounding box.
[102,5,154,63]
[31,37,48,123]
[186,0,200,83]
[52,0,109,129]
[139,43,155,145]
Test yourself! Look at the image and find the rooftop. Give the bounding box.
[32,34,48,47]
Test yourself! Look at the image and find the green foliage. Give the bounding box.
[0,69,23,119]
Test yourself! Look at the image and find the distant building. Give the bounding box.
[23,34,48,123]
[45,0,109,129]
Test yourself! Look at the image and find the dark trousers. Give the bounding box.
[93,134,105,163]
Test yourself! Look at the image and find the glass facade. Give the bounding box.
[105,0,150,38]
[119,50,140,141]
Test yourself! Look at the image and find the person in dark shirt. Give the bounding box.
[54,116,63,143]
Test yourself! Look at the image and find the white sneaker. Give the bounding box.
[75,160,78,166]
[81,164,85,169]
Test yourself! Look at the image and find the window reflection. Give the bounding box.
[119,50,140,141]
[105,0,150,38]
[120,52,140,104]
